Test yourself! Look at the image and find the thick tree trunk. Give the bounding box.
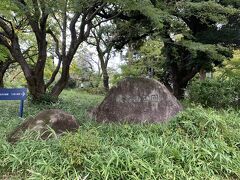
[10,37,47,101]
[172,80,187,100]
[27,78,46,101]
[163,36,200,100]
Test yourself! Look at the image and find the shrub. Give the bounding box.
[187,78,240,108]
[29,92,59,104]
[86,87,106,95]
[66,78,77,89]
[60,129,99,166]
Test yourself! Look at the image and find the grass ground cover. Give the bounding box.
[0,90,239,179]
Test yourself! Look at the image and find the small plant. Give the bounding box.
[60,129,100,166]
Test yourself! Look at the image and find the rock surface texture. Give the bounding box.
[92,77,182,123]
[8,109,79,143]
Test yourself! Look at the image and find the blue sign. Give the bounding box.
[0,88,27,117]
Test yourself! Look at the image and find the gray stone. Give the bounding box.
[7,109,79,143]
[91,77,182,123]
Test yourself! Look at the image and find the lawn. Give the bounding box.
[0,90,239,179]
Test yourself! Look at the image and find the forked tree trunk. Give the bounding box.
[97,48,110,92]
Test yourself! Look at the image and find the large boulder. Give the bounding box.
[92,77,182,123]
[7,109,79,143]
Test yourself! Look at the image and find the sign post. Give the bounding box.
[0,88,27,118]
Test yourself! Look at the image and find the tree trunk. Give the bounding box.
[10,37,47,101]
[51,58,71,98]
[162,36,200,100]
[0,60,11,88]
[0,73,4,88]
[102,70,109,92]
[99,55,109,92]
[27,77,46,101]
[199,68,206,81]
[172,80,187,100]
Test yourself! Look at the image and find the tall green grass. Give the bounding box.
[0,90,239,179]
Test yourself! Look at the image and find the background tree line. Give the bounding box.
[0,0,239,101]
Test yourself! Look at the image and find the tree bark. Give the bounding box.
[0,60,12,88]
[172,80,187,100]
[51,57,71,98]
[102,68,109,91]
[162,36,200,100]
[98,54,109,92]
[199,68,206,81]
[0,75,3,88]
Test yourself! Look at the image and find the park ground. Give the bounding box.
[0,90,239,179]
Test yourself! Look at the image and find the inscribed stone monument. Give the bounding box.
[92,77,182,123]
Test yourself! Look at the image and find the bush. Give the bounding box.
[60,129,99,166]
[66,78,77,89]
[187,78,240,108]
[29,92,59,104]
[86,87,106,95]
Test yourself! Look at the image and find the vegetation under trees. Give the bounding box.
[0,91,239,179]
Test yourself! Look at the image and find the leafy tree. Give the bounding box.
[116,39,164,80]
[0,0,161,101]
[88,22,116,92]
[111,0,239,99]
[160,1,238,99]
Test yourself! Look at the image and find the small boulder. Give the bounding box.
[7,109,79,143]
[91,77,182,123]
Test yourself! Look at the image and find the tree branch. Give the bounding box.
[0,34,11,50]
[0,17,14,38]
[86,2,107,22]
[45,58,62,89]
[93,12,121,28]
[46,29,61,59]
